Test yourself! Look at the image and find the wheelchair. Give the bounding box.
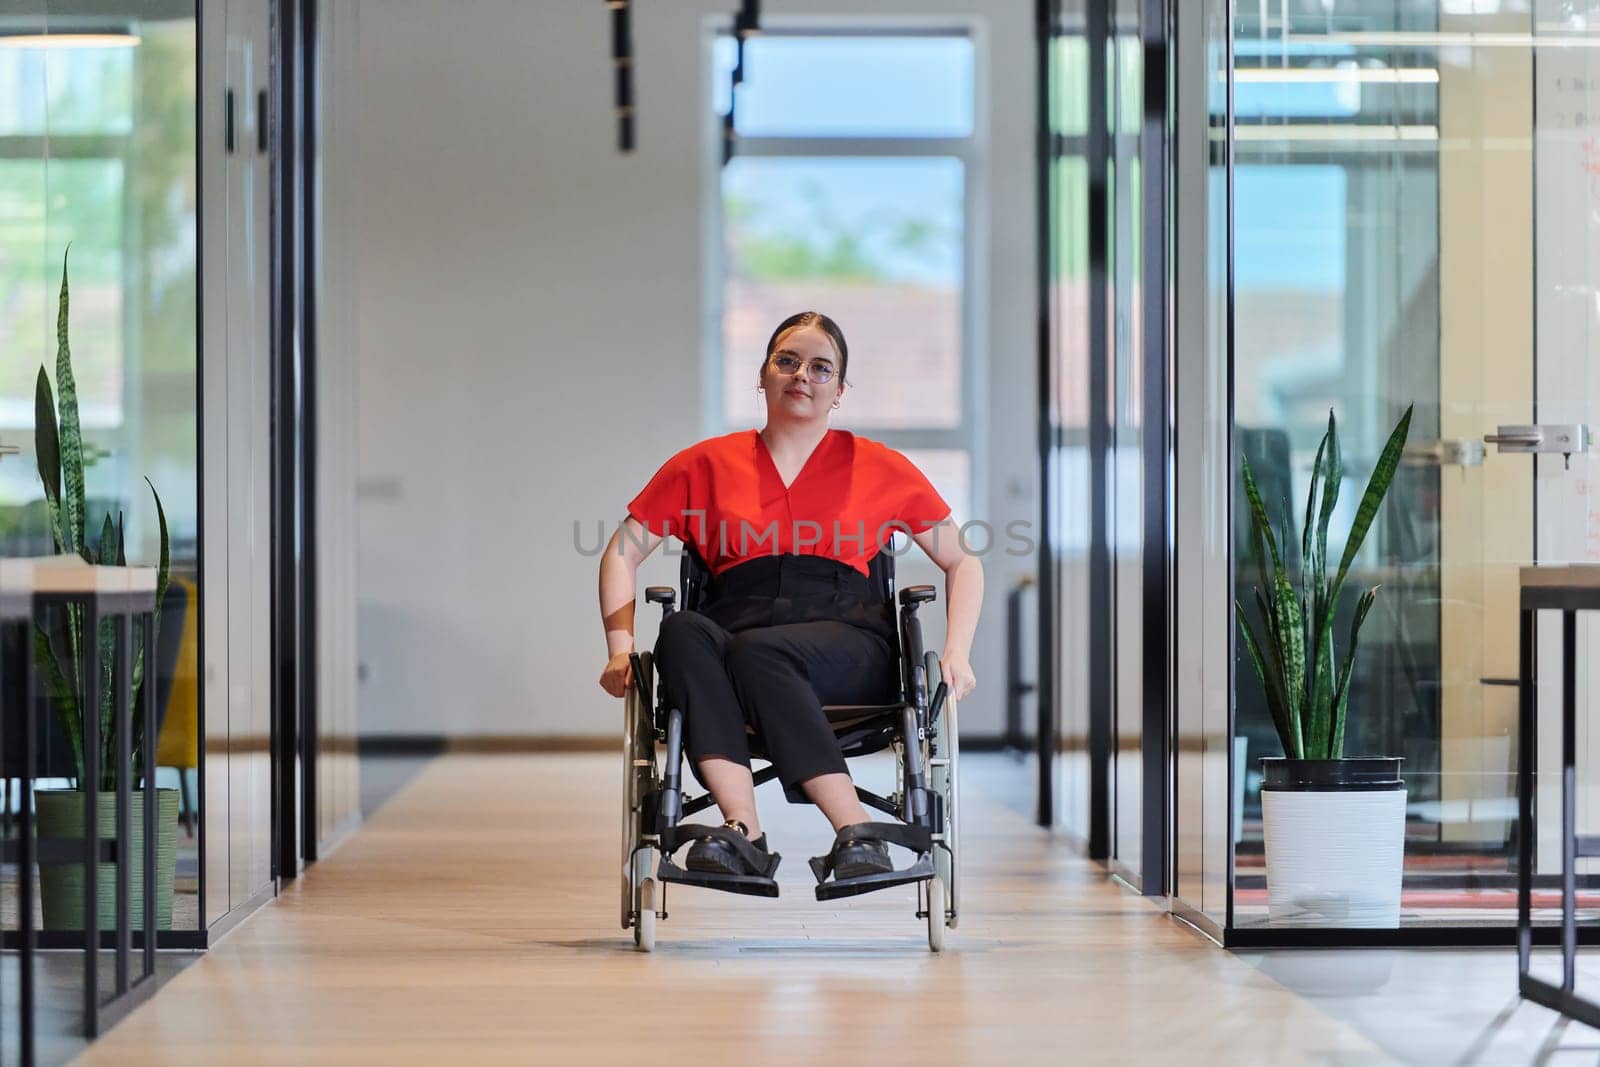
[621,545,960,952]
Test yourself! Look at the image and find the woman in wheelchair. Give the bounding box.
[597,310,980,923]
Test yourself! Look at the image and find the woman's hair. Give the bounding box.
[764,311,849,385]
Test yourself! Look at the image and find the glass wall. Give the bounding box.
[1169,0,1236,933]
[1046,2,1094,846]
[0,3,201,1055]
[1044,0,1167,888]
[0,1,203,951]
[1229,0,1445,928]
[1109,0,1148,887]
[1207,0,1600,932]
[1046,0,1600,936]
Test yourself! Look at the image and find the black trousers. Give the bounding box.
[652,555,900,805]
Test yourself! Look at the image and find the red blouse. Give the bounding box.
[626,428,952,580]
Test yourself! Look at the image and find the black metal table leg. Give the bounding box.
[81,599,100,1038]
[142,612,156,982]
[19,578,160,1048]
[1517,585,1600,1029]
[1519,606,1535,979]
[21,617,37,1066]
[115,614,132,996]
[1564,610,1579,993]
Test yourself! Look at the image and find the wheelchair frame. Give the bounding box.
[621,545,960,952]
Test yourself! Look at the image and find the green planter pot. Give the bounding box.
[34,788,180,932]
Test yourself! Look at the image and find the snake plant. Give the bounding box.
[32,247,171,790]
[1235,405,1413,761]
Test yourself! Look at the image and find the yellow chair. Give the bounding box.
[154,574,199,835]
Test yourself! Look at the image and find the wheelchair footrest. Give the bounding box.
[814,854,934,901]
[656,857,781,898]
[808,820,935,901]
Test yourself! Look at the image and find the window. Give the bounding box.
[0,9,203,940]
[713,30,977,524]
[713,34,973,138]
[0,24,199,552]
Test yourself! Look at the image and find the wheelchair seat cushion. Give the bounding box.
[737,702,901,743]
[821,702,903,727]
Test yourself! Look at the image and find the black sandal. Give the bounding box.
[686,819,772,876]
[807,822,936,900]
[825,823,893,880]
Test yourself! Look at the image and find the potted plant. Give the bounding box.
[1236,404,1413,928]
[31,248,180,931]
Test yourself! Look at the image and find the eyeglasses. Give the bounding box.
[770,354,836,385]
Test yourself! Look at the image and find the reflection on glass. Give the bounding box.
[0,9,200,945]
[0,43,135,136]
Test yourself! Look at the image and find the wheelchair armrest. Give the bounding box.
[899,584,936,609]
[645,586,676,621]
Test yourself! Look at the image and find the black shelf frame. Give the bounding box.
[3,583,164,1061]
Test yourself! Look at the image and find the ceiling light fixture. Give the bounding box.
[604,0,634,152]
[1233,123,1439,142]
[1287,30,1600,49]
[0,31,140,49]
[723,0,761,166]
[1232,67,1440,84]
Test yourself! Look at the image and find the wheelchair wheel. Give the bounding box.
[926,869,945,952]
[925,650,959,933]
[634,877,657,952]
[622,652,660,938]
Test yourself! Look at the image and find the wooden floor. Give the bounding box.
[80,754,1387,1065]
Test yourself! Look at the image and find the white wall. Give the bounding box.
[347,0,1037,738]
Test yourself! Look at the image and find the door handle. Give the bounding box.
[257,89,268,154]
[1403,439,1485,468]
[1484,424,1591,467]
[225,88,236,153]
[1482,430,1544,447]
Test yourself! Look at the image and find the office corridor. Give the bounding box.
[76,754,1387,1065]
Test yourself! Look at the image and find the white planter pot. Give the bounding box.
[1260,758,1406,928]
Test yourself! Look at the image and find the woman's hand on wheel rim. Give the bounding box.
[600,651,634,698]
[940,652,975,702]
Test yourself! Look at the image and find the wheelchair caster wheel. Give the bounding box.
[634,878,657,953]
[926,876,946,953]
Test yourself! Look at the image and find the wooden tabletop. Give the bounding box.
[1521,564,1600,589]
[0,554,156,605]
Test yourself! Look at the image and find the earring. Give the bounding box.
[756,385,764,394]
[832,399,840,409]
